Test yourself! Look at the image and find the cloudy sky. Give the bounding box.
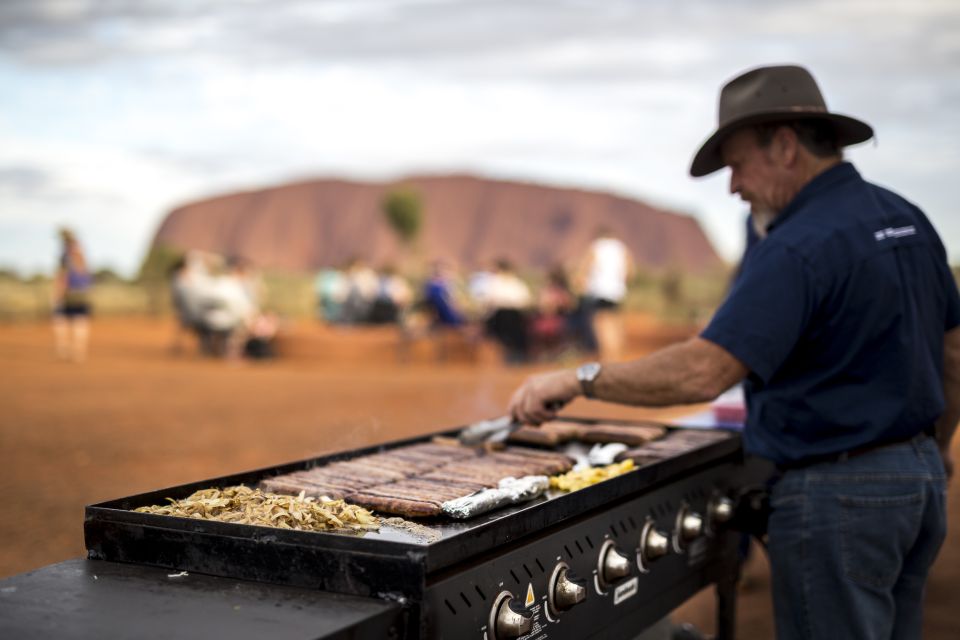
[1,0,958,276]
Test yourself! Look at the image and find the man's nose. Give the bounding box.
[728,172,740,196]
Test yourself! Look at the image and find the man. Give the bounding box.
[508,65,960,639]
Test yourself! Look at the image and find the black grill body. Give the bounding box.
[81,419,771,639]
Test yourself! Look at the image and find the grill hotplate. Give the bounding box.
[85,418,740,601]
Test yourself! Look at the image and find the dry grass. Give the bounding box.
[0,266,735,325]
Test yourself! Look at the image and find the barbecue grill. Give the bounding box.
[77,417,770,640]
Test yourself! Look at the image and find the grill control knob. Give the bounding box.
[490,591,532,640]
[673,505,704,553]
[708,496,735,526]
[597,540,631,589]
[681,511,704,540]
[637,519,670,571]
[548,562,587,614]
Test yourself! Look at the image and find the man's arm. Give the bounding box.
[509,337,749,424]
[936,326,960,479]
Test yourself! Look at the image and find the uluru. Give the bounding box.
[150,174,724,273]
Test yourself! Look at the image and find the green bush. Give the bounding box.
[382,187,423,246]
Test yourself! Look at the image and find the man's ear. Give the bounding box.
[773,126,799,168]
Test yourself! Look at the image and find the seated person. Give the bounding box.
[368,266,412,325]
[481,259,532,364]
[531,265,577,357]
[422,260,467,327]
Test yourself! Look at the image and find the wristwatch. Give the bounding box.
[576,362,602,399]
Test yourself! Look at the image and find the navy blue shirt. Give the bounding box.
[702,162,960,465]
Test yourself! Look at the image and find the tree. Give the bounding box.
[382,187,423,247]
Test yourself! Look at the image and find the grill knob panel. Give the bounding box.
[708,496,734,526]
[548,562,587,615]
[597,540,631,590]
[489,591,532,640]
[637,519,670,571]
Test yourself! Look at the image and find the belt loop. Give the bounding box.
[911,433,925,458]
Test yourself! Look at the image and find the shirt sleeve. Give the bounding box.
[701,241,816,383]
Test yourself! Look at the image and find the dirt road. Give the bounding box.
[1,316,957,637]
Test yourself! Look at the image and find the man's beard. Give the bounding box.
[750,207,777,238]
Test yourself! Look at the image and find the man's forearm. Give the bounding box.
[592,337,747,407]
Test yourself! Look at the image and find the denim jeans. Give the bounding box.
[767,434,947,640]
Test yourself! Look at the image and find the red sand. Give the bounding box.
[1,316,957,637]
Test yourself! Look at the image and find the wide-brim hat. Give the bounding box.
[690,65,874,177]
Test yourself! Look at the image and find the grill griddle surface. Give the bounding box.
[87,421,740,577]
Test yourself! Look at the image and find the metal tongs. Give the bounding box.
[458,401,566,446]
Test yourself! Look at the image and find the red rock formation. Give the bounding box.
[151,174,723,273]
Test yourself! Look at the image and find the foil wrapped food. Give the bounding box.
[441,475,549,519]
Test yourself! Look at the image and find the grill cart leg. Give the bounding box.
[715,561,741,640]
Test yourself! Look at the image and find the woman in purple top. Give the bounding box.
[52,228,93,362]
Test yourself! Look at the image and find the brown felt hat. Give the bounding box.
[689,65,873,177]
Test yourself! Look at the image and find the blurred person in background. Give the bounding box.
[481,259,532,364]
[315,265,348,323]
[52,228,93,363]
[467,265,494,307]
[340,258,379,324]
[227,257,279,359]
[531,265,578,359]
[577,226,634,361]
[199,256,258,359]
[422,259,468,329]
[168,250,216,355]
[368,265,412,325]
[244,311,280,360]
[234,255,266,311]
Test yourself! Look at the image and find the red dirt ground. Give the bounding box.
[1,316,957,637]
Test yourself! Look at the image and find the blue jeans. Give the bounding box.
[767,434,947,640]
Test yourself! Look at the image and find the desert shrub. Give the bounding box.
[382,187,423,246]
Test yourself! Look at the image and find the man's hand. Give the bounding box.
[942,446,954,481]
[509,369,581,425]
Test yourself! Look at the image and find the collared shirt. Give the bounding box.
[702,162,960,465]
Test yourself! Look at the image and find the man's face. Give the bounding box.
[721,127,793,214]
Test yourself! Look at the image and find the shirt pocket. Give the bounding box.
[839,492,923,589]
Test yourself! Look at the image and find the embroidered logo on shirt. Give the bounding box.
[874,225,916,241]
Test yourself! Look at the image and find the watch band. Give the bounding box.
[577,362,602,399]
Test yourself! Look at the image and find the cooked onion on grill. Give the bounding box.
[549,459,636,492]
[134,485,380,532]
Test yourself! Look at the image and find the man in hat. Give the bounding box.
[507,65,960,638]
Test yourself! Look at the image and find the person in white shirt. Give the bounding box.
[341,258,379,324]
[482,259,533,364]
[578,228,634,361]
[201,257,258,358]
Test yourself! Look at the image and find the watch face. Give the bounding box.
[578,362,601,382]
